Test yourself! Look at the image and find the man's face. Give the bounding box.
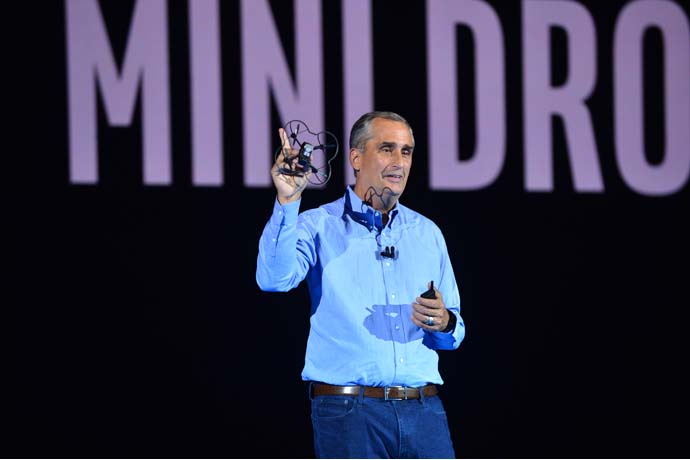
[352,118,414,206]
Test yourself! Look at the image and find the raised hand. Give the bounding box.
[271,128,311,204]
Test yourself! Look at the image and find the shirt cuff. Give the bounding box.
[270,196,300,227]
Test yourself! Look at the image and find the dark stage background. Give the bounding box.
[10,0,690,458]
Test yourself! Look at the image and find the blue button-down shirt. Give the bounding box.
[256,186,465,387]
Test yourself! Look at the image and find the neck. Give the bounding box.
[354,184,398,214]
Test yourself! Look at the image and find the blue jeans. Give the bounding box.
[309,385,456,459]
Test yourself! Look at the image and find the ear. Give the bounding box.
[349,148,361,171]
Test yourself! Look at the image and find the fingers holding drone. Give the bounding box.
[279,128,297,158]
[275,121,338,189]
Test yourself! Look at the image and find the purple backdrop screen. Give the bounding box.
[11,0,690,458]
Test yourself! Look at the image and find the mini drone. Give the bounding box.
[275,119,339,186]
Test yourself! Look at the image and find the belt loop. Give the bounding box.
[418,385,427,404]
[308,381,315,401]
[358,385,365,403]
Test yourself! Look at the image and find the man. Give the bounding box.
[256,111,465,458]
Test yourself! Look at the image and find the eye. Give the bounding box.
[402,149,412,156]
[381,146,392,153]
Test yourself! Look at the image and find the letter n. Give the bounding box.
[241,0,324,187]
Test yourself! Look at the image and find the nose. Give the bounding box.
[390,148,404,167]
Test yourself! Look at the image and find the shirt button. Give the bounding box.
[386,262,390,267]
[399,358,404,363]
[391,294,396,299]
[272,238,276,242]
[395,325,400,330]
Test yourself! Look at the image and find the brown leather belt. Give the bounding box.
[311,382,438,400]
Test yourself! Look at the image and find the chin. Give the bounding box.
[382,186,402,197]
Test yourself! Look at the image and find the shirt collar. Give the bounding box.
[344,186,399,232]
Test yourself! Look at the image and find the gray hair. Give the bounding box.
[349,111,414,151]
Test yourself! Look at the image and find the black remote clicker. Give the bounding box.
[421,280,437,299]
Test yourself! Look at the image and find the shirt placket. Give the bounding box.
[379,223,407,384]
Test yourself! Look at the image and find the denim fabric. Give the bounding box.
[310,387,455,459]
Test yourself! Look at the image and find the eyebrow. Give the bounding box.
[377,142,415,151]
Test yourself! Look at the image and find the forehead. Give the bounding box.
[367,118,414,145]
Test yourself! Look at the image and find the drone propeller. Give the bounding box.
[291,129,299,146]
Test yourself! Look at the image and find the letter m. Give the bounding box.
[65,0,170,184]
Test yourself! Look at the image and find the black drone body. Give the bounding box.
[276,119,339,186]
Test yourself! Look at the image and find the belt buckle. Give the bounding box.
[384,385,407,400]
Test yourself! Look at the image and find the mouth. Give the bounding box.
[383,173,404,183]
